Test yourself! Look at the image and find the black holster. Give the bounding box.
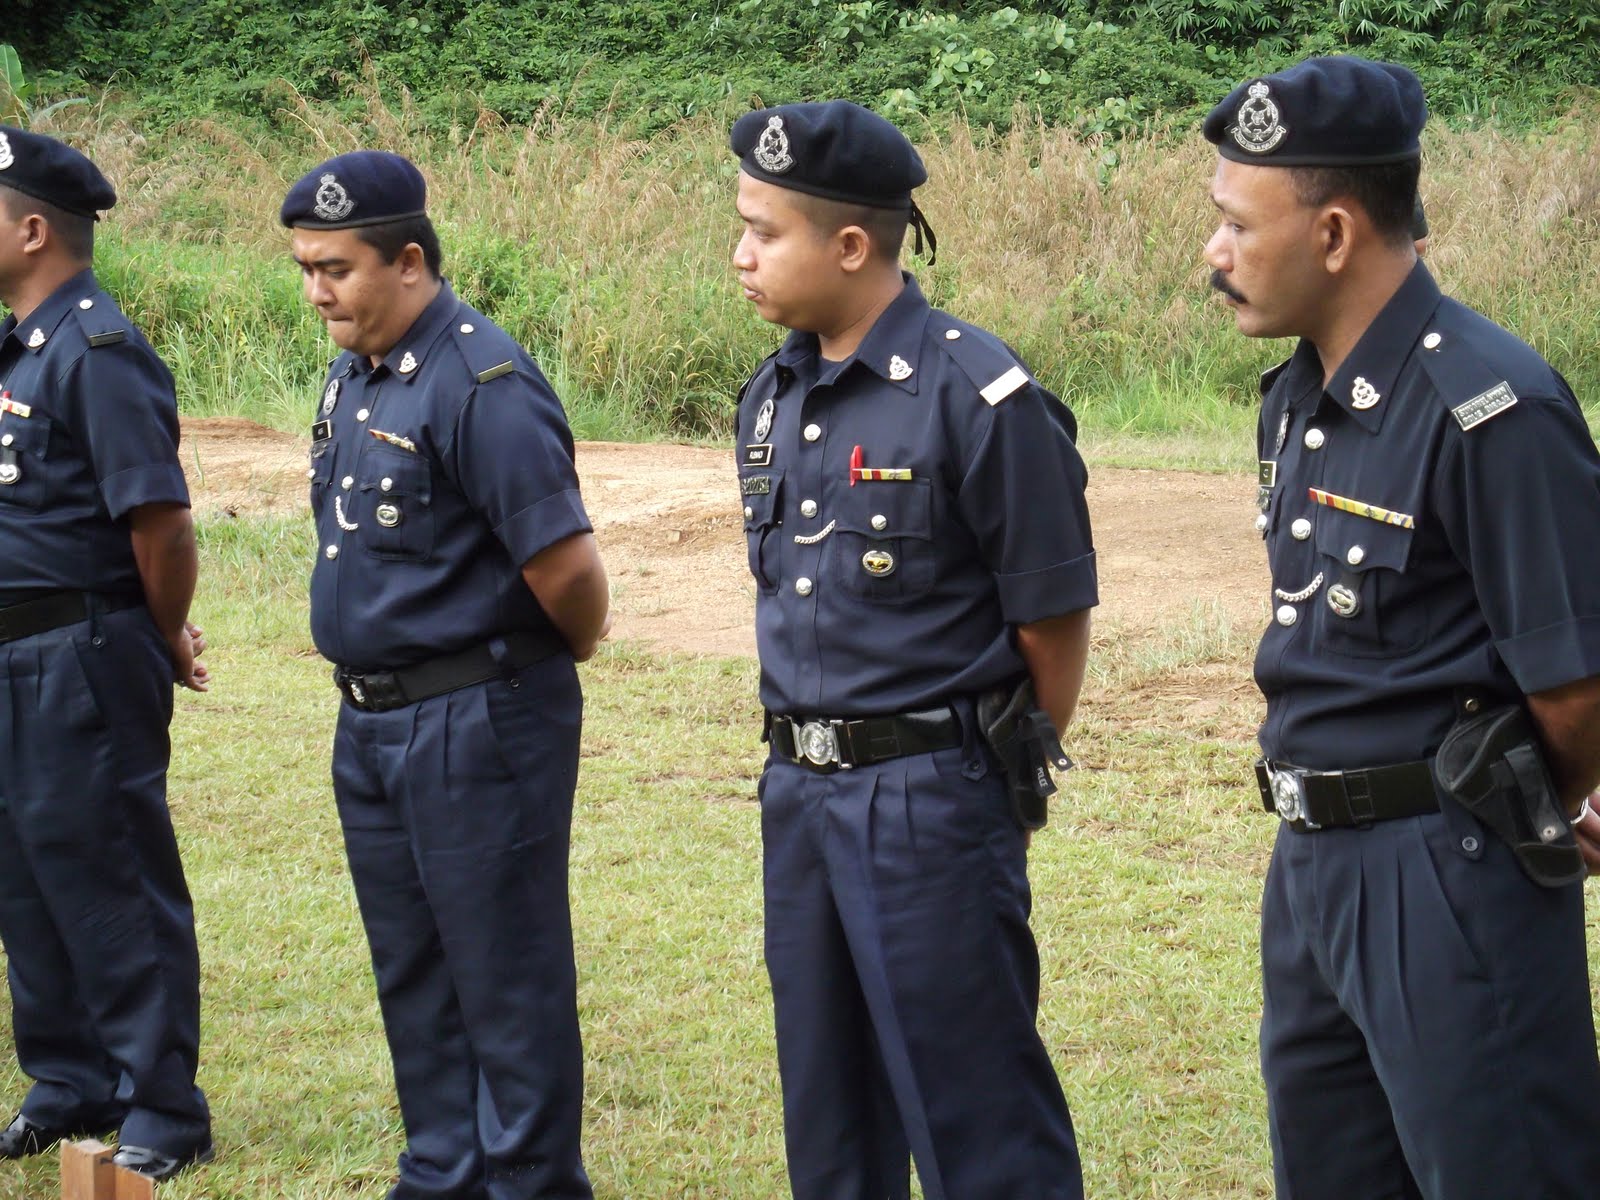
[977,679,1072,831]
[1432,703,1585,888]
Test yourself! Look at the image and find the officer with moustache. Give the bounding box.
[730,101,1096,1200]
[0,127,212,1181]
[282,151,607,1200]
[1204,57,1600,1198]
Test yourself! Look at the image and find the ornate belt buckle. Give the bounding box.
[797,720,840,768]
[1269,766,1305,824]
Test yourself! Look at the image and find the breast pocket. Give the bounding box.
[356,449,434,561]
[742,469,783,594]
[1313,511,1424,657]
[0,417,52,510]
[828,479,935,603]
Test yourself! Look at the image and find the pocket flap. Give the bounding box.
[835,478,932,540]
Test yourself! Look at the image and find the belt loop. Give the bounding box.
[486,635,517,684]
[761,710,773,744]
[84,592,105,648]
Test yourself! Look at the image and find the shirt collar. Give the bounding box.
[772,273,932,395]
[1322,260,1442,433]
[2,268,99,356]
[366,280,459,380]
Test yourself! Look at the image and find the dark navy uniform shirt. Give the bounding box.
[0,269,188,602]
[308,283,590,670]
[1256,262,1600,770]
[737,275,1098,716]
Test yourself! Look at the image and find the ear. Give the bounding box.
[396,241,429,284]
[19,213,50,258]
[836,224,873,275]
[1317,203,1357,275]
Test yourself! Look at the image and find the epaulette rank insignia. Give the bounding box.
[1450,382,1518,432]
[86,330,127,348]
[476,361,514,385]
[980,366,1029,406]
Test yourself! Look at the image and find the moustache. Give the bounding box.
[1210,269,1247,304]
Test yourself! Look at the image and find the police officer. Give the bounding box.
[1203,57,1600,1198]
[729,102,1096,1199]
[281,152,607,1199]
[0,127,213,1180]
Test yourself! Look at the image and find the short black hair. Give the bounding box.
[0,183,95,262]
[790,191,909,263]
[355,214,442,278]
[1289,159,1421,246]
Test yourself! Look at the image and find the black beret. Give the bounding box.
[280,150,426,230]
[0,125,116,218]
[730,101,926,209]
[1203,56,1426,167]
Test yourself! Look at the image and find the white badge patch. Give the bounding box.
[26,328,45,349]
[753,116,795,174]
[1350,376,1381,410]
[1232,81,1288,155]
[0,132,12,171]
[322,379,340,415]
[888,355,913,382]
[753,395,775,442]
[398,351,418,375]
[980,365,1029,406]
[1451,382,1519,431]
[313,173,355,222]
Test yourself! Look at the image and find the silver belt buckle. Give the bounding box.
[1269,765,1305,824]
[796,720,842,768]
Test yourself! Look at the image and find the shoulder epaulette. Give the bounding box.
[931,315,1031,406]
[446,306,523,387]
[69,296,129,348]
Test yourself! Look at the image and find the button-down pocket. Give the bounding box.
[1313,512,1423,657]
[742,469,783,593]
[829,478,935,603]
[0,416,52,510]
[356,448,434,560]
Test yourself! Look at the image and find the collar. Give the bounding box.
[1321,261,1442,433]
[361,280,460,380]
[1,268,99,356]
[773,273,932,395]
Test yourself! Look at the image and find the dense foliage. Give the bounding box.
[11,0,1598,133]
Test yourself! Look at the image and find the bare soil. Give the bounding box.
[183,417,1269,662]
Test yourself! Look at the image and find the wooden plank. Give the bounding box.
[112,1165,155,1200]
[60,1139,115,1200]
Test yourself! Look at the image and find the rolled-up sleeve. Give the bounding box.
[70,343,190,518]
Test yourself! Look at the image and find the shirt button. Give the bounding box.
[871,514,888,531]
[341,475,353,490]
[1291,518,1311,540]
[0,434,12,447]
[325,544,340,560]
[1276,604,1297,627]
[1254,513,1269,534]
[306,467,316,480]
[381,477,394,492]
[800,499,818,518]
[459,323,475,334]
[795,577,814,596]
[744,505,753,519]
[1347,544,1366,566]
[803,423,821,442]
[356,407,370,422]
[78,298,94,310]
[1424,332,1442,350]
[1303,428,1325,450]
[945,329,961,340]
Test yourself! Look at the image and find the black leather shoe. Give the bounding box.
[0,1113,80,1158]
[111,1139,215,1181]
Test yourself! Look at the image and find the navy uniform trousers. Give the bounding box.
[1262,792,1600,1199]
[0,604,208,1152]
[332,654,592,1200]
[761,722,1083,1200]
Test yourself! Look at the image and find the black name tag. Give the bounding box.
[740,474,772,496]
[743,443,773,467]
[311,419,333,442]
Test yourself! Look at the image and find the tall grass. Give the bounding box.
[47,90,1600,453]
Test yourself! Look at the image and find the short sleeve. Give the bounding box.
[1437,388,1600,694]
[67,342,189,518]
[956,383,1097,625]
[445,364,592,566]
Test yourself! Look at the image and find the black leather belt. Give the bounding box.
[1255,757,1438,831]
[0,592,139,645]
[768,706,962,772]
[334,629,564,713]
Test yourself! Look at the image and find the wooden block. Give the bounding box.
[60,1139,115,1200]
[112,1165,155,1200]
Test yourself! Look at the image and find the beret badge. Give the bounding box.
[313,173,355,222]
[753,116,795,175]
[1233,81,1288,155]
[0,132,13,172]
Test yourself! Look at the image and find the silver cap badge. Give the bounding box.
[398,352,418,375]
[888,355,913,382]
[0,132,12,172]
[26,328,45,349]
[1233,81,1288,155]
[1351,377,1381,410]
[753,116,795,175]
[313,173,355,222]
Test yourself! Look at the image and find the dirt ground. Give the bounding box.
[183,417,1268,659]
